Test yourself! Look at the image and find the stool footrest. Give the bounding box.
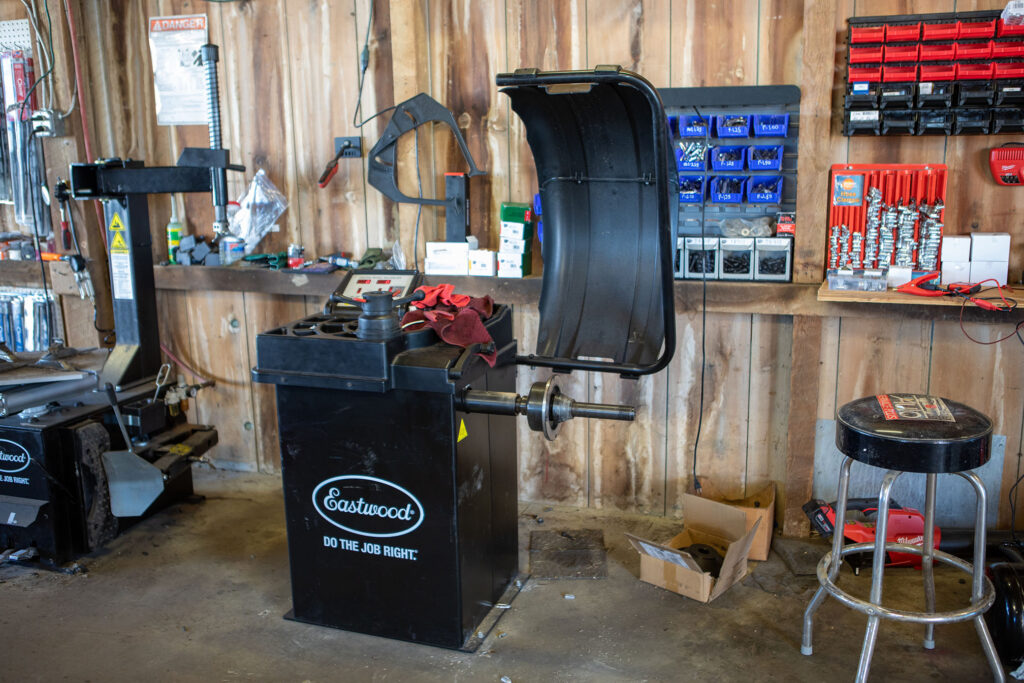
[818,541,996,624]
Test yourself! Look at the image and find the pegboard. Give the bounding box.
[0,19,33,51]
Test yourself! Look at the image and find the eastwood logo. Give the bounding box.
[312,475,424,538]
[0,439,29,474]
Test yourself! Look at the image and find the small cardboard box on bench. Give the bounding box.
[626,494,761,603]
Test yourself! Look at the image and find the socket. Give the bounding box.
[334,136,362,158]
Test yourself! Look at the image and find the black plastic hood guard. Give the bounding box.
[497,66,676,378]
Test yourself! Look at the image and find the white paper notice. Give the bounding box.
[148,14,209,126]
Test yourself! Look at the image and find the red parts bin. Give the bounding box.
[956,62,995,79]
[850,64,883,82]
[886,22,921,42]
[919,62,956,81]
[998,19,1024,38]
[852,24,886,44]
[885,43,920,62]
[958,18,996,39]
[850,44,884,63]
[992,40,1024,58]
[919,42,956,61]
[883,64,918,82]
[995,62,1024,79]
[922,21,959,41]
[956,40,993,60]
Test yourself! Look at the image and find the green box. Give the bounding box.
[500,202,532,223]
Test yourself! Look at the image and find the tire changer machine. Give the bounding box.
[253,67,677,650]
[0,44,238,567]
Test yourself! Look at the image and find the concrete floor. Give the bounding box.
[0,470,1008,682]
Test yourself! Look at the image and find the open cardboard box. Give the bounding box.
[695,480,776,562]
[626,494,761,603]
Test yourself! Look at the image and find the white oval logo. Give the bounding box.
[312,475,425,538]
[0,439,30,474]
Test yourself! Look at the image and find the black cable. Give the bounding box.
[691,105,710,495]
[412,123,422,270]
[352,1,394,129]
[22,124,54,348]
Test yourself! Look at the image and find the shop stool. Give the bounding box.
[801,394,1005,682]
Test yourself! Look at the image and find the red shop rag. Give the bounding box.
[401,284,497,366]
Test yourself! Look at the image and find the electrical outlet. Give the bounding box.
[335,136,362,158]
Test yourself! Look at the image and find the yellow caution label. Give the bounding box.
[108,213,124,231]
[110,231,129,254]
[457,419,468,443]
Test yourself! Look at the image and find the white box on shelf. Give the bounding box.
[887,265,913,288]
[941,235,971,263]
[468,249,496,277]
[940,261,970,286]
[970,232,1011,262]
[498,235,530,254]
[497,266,526,278]
[969,260,1009,286]
[426,241,470,260]
[423,257,468,276]
[499,221,533,240]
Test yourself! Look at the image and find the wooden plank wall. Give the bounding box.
[0,1,1019,527]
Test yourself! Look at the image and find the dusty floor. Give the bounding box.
[0,469,1009,682]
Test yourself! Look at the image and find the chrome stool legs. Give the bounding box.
[801,456,1005,682]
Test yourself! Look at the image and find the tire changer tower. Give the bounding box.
[0,44,237,566]
[253,67,677,650]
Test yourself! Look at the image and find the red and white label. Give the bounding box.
[150,15,206,32]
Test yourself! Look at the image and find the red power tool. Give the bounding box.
[897,272,1003,311]
[804,498,941,572]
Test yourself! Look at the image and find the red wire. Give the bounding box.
[957,280,1022,345]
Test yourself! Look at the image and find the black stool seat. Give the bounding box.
[836,394,992,473]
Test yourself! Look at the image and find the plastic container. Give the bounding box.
[849,64,883,82]
[996,81,1024,105]
[683,237,719,279]
[992,40,1024,58]
[881,109,917,134]
[878,83,915,108]
[678,114,710,137]
[922,21,959,41]
[746,176,783,204]
[844,109,881,135]
[754,237,792,281]
[917,110,954,135]
[718,237,755,280]
[851,24,886,44]
[715,114,750,137]
[957,79,995,106]
[747,144,783,170]
[956,62,995,80]
[675,141,707,170]
[953,108,991,134]
[919,62,957,81]
[710,145,746,171]
[919,42,956,61]
[710,176,745,203]
[752,113,790,137]
[995,62,1024,79]
[882,64,918,82]
[916,81,955,108]
[958,18,996,39]
[886,22,921,43]
[992,108,1024,133]
[850,44,884,63]
[998,19,1024,38]
[956,40,993,60]
[827,268,887,291]
[884,43,919,62]
[678,176,706,203]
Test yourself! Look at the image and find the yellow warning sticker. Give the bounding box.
[457,419,468,443]
[110,231,129,254]
[108,213,124,231]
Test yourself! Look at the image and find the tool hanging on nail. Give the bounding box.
[318,140,353,188]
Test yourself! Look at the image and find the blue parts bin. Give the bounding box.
[711,176,746,203]
[753,113,791,136]
[716,114,751,137]
[679,114,711,137]
[748,144,784,170]
[710,145,746,171]
[747,176,783,203]
[678,176,705,203]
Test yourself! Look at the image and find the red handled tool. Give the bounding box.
[898,272,1003,310]
[318,140,354,188]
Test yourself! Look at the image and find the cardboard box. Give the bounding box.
[970,232,1011,262]
[500,221,534,240]
[468,249,496,277]
[941,260,970,286]
[497,266,527,278]
[423,257,468,276]
[941,235,971,262]
[626,494,760,603]
[695,480,775,561]
[426,241,470,260]
[497,252,530,271]
[970,260,1009,286]
[499,235,530,254]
